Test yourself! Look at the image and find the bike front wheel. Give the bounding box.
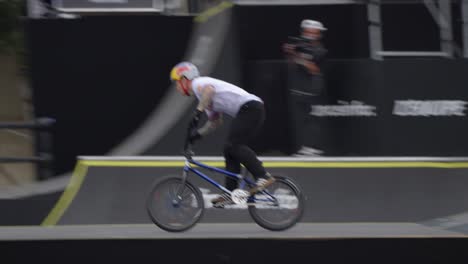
[146,176,204,232]
[248,175,304,231]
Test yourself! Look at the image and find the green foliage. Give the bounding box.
[0,0,24,54]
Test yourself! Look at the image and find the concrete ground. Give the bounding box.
[0,223,465,241]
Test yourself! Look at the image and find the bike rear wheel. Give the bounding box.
[248,175,304,231]
[146,176,204,232]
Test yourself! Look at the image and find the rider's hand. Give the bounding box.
[189,109,203,129]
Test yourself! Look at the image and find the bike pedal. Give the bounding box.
[211,194,233,208]
[212,200,234,209]
[212,202,226,209]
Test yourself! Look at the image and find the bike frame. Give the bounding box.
[180,157,276,203]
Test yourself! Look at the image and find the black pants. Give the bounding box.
[287,65,326,153]
[223,100,266,191]
[289,94,323,153]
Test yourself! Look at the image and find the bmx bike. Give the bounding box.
[146,142,304,232]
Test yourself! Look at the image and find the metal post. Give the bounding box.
[439,0,454,57]
[27,0,46,18]
[463,0,468,58]
[368,0,383,60]
[424,0,454,57]
[188,0,199,13]
[34,118,55,180]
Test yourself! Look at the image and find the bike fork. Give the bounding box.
[173,167,189,206]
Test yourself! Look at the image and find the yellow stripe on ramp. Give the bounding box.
[41,161,89,226]
[80,160,468,169]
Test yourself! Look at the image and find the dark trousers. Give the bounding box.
[287,64,326,153]
[289,94,323,152]
[223,100,266,191]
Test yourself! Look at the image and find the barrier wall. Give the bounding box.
[244,59,468,156]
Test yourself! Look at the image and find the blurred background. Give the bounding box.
[2,3,468,262]
[1,0,468,224]
[2,0,467,183]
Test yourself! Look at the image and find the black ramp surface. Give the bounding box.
[57,165,468,225]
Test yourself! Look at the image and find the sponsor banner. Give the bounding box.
[393,100,468,117]
[283,59,468,156]
[309,100,468,117]
[310,100,378,117]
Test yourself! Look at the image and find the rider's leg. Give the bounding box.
[223,144,241,191]
[213,101,274,207]
[225,143,275,193]
[224,101,274,190]
[210,146,239,207]
[224,143,266,180]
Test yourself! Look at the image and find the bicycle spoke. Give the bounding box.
[146,177,203,232]
[248,176,303,231]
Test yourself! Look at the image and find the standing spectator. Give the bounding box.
[283,19,328,156]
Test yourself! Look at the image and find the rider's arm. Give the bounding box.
[198,113,223,136]
[196,85,215,112]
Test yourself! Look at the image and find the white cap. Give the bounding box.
[301,19,327,31]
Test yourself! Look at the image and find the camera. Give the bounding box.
[287,36,309,54]
[286,36,326,63]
